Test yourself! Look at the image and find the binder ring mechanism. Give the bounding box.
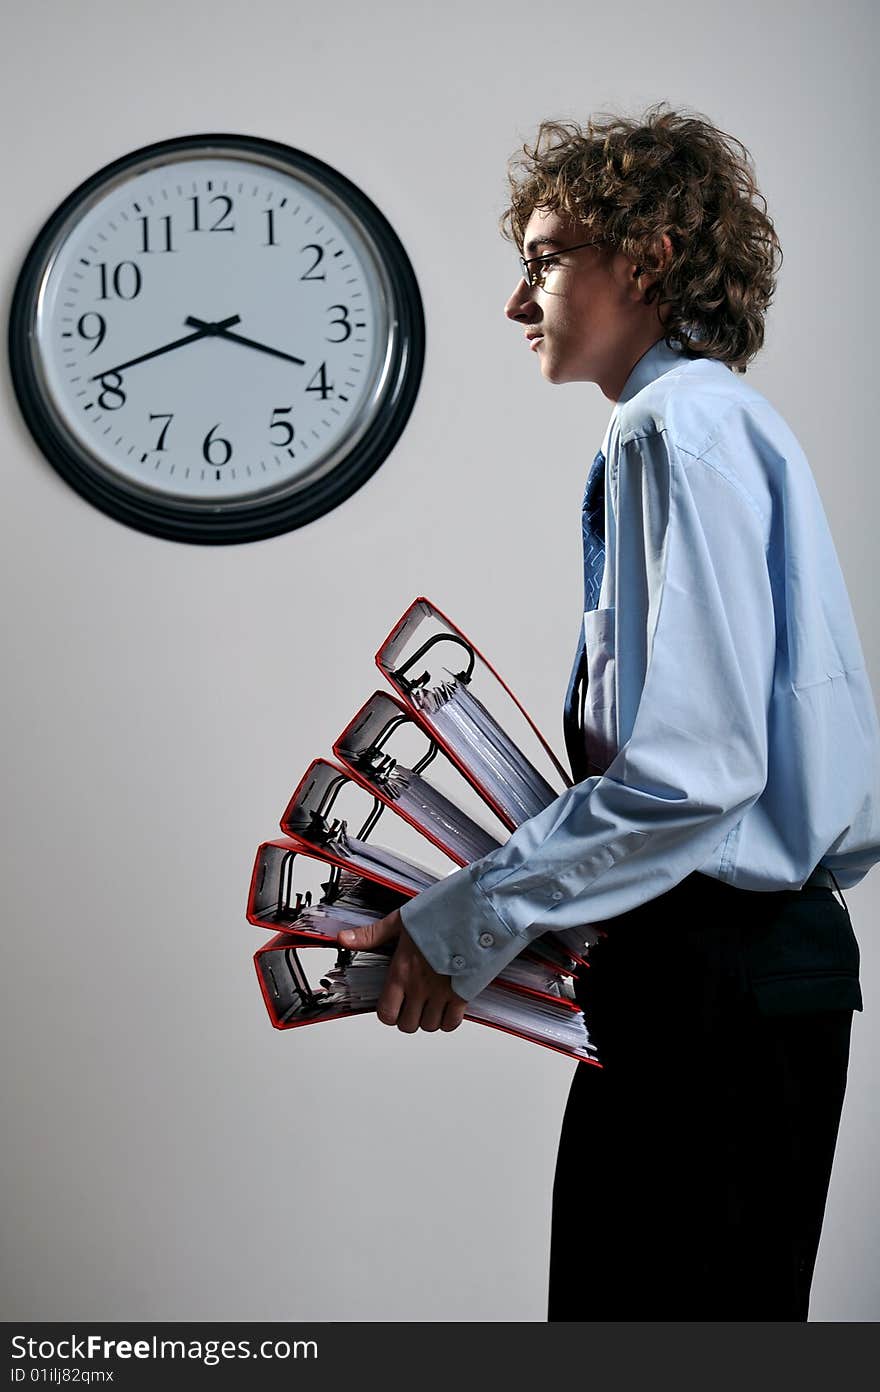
[263,945,356,1018]
[277,845,340,912]
[391,634,476,693]
[302,766,385,846]
[275,855,356,995]
[352,708,442,787]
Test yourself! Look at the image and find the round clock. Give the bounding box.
[8,133,425,544]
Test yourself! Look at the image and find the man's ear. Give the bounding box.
[633,232,674,300]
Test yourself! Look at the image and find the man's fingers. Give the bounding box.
[338,909,401,952]
[368,930,467,1036]
[396,997,424,1034]
[376,977,405,1027]
[336,923,374,950]
[419,1001,445,1033]
[441,997,468,1032]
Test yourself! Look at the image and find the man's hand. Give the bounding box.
[338,909,468,1033]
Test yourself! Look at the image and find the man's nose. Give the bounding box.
[504,277,541,323]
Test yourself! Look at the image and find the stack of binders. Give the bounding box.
[246,597,603,1066]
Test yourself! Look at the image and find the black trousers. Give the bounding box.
[548,871,860,1322]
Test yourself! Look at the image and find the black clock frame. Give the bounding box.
[7,133,426,545]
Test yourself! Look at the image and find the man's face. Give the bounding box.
[505,205,667,399]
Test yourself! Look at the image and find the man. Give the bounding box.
[339,104,880,1320]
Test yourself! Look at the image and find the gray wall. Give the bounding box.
[2,0,877,1322]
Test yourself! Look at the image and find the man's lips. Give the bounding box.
[526,333,544,351]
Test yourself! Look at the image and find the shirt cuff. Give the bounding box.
[398,865,530,1002]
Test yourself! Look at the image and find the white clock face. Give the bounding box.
[32,152,395,505]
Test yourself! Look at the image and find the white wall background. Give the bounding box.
[1,0,877,1322]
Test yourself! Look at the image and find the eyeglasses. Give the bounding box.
[518,239,601,289]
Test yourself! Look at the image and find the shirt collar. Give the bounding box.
[616,335,694,405]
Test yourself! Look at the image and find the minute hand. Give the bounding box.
[185,316,306,366]
[89,315,242,380]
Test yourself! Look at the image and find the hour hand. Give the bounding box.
[90,315,241,380]
[184,316,306,367]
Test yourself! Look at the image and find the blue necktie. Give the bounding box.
[581,448,607,612]
[563,449,606,780]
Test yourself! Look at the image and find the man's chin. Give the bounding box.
[540,358,568,384]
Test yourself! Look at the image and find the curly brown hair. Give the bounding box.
[501,103,783,373]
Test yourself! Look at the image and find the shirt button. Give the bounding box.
[551,891,563,902]
[451,954,466,971]
[478,932,495,948]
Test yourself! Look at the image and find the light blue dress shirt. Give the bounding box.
[400,337,880,1002]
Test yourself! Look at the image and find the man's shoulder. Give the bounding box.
[617,355,780,459]
[613,354,812,522]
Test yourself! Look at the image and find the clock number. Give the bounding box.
[149,413,174,451]
[305,363,334,400]
[96,372,126,411]
[202,423,232,466]
[326,305,351,343]
[77,312,107,355]
[190,194,235,234]
[300,244,326,281]
[138,215,175,254]
[97,261,142,300]
[269,407,295,447]
[264,209,278,247]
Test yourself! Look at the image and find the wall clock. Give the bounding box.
[8,133,425,544]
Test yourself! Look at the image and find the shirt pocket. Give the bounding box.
[582,605,617,774]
